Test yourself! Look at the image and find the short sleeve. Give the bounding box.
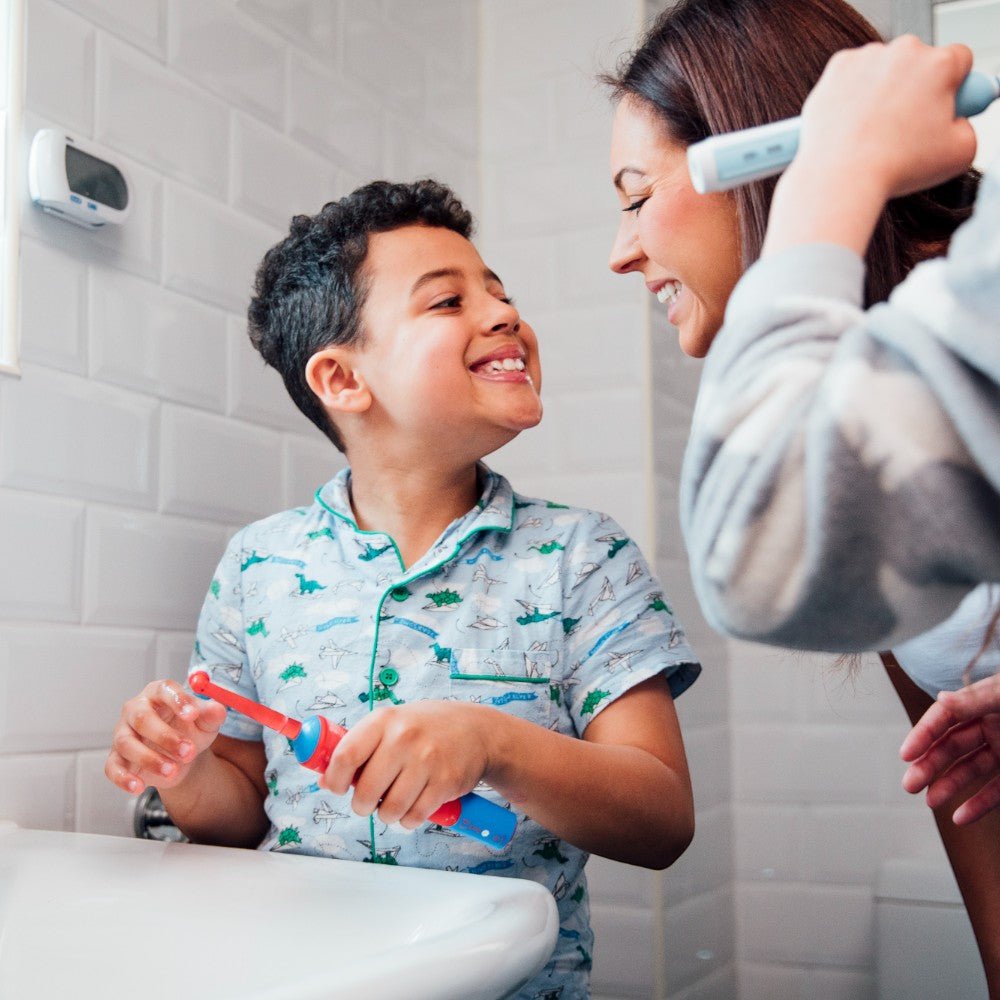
[188,529,262,741]
[561,512,701,735]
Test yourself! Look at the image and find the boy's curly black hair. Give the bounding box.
[247,179,474,452]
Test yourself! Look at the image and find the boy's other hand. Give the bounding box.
[320,701,493,829]
[105,679,227,795]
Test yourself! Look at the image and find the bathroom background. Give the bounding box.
[0,0,997,997]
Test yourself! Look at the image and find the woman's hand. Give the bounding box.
[798,35,977,201]
[320,701,495,829]
[900,675,1000,825]
[105,679,227,795]
[764,36,977,259]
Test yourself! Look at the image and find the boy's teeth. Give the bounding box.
[484,357,525,372]
[656,281,681,305]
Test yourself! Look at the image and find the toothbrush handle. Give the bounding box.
[688,70,1000,193]
[292,716,517,850]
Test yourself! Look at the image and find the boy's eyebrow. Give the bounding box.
[613,166,646,191]
[409,267,504,296]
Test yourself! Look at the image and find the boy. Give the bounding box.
[106,180,700,998]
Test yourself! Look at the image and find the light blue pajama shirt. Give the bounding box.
[189,464,700,1000]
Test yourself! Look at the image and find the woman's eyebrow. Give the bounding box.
[613,166,646,191]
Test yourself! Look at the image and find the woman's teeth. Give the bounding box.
[656,281,682,306]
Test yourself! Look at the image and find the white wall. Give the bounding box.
[0,0,478,839]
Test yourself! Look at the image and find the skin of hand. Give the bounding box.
[105,679,227,795]
[321,676,695,869]
[763,36,977,259]
[319,700,492,828]
[900,674,1000,825]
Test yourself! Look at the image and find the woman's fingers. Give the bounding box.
[900,700,960,762]
[953,774,1000,826]
[937,674,1000,722]
[923,740,998,807]
[902,718,986,792]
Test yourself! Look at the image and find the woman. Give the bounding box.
[603,1,1000,992]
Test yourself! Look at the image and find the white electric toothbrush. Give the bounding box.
[688,70,1000,193]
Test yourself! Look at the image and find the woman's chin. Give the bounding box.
[677,312,721,359]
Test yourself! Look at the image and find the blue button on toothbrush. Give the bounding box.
[688,70,1000,194]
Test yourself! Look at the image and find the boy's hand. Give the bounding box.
[320,702,494,829]
[105,679,227,795]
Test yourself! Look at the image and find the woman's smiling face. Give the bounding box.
[608,97,743,358]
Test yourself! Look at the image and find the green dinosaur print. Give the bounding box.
[247,617,268,637]
[516,608,560,626]
[648,597,672,614]
[546,501,569,509]
[561,616,581,635]
[581,689,611,715]
[607,538,629,558]
[571,885,585,903]
[361,686,403,706]
[307,527,334,541]
[529,540,565,555]
[241,550,269,571]
[280,663,307,684]
[266,772,278,797]
[549,684,561,705]
[359,542,393,562]
[533,840,569,864]
[425,588,462,608]
[369,850,399,865]
[209,578,221,598]
[277,826,302,847]
[295,573,326,594]
[514,500,532,510]
[576,944,592,970]
[431,642,452,663]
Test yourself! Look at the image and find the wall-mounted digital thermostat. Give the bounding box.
[28,129,131,229]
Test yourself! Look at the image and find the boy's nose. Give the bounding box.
[486,299,520,334]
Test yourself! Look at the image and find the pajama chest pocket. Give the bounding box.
[448,648,557,728]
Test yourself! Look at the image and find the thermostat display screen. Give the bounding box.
[65,145,128,210]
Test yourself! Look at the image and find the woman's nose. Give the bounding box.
[609,219,643,274]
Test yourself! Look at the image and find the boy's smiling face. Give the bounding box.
[347,224,543,460]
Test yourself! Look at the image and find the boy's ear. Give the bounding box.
[305,349,372,415]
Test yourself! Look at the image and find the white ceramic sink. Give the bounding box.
[0,822,558,999]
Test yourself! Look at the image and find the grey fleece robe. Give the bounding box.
[681,165,1000,652]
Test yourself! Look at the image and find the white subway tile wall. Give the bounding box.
[3,1,951,997]
[4,0,481,855]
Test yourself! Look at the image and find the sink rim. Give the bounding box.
[0,822,559,1000]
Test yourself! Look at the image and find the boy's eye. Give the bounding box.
[623,195,650,214]
[432,295,461,309]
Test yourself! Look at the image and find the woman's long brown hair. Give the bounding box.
[602,0,980,306]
